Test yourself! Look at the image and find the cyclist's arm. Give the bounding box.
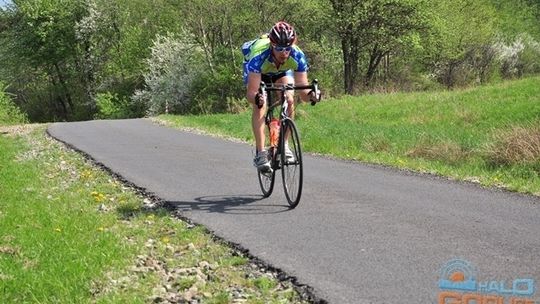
[247,72,262,105]
[294,71,312,102]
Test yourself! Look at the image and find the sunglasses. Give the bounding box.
[273,45,292,52]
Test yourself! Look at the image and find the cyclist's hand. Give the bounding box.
[255,91,267,109]
[309,88,321,104]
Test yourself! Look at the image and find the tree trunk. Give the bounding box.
[197,18,215,75]
[49,71,69,120]
[53,63,74,119]
[445,61,456,89]
[342,37,358,94]
[365,46,388,88]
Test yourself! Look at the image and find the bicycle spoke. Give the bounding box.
[281,119,303,208]
[284,165,299,198]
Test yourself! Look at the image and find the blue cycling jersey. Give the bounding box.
[242,36,309,84]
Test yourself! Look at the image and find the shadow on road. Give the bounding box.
[166,195,291,215]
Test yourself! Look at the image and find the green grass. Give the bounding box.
[0,125,307,303]
[0,127,129,302]
[158,76,540,196]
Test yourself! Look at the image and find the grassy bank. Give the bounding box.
[158,76,540,196]
[0,125,307,303]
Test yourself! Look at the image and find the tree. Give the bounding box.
[178,0,301,73]
[328,0,427,94]
[490,0,540,78]
[0,0,121,120]
[6,0,88,120]
[167,0,302,112]
[95,0,184,96]
[424,0,497,87]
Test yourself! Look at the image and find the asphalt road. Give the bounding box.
[48,119,540,303]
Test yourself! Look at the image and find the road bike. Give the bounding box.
[257,79,320,208]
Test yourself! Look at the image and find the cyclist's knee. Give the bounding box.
[286,91,294,105]
[286,97,294,107]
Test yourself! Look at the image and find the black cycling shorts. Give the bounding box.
[261,71,293,85]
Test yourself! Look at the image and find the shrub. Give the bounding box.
[94,92,137,119]
[0,82,28,126]
[406,140,470,165]
[132,32,204,116]
[495,35,540,79]
[189,65,247,114]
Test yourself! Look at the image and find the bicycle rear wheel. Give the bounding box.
[257,150,276,197]
[280,118,303,208]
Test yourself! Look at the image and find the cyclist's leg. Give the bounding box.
[248,72,266,153]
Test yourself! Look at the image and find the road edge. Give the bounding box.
[46,125,329,304]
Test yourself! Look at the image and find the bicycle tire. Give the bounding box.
[280,118,303,208]
[257,153,276,198]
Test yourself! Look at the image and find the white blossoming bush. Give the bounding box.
[133,33,204,115]
[494,34,540,78]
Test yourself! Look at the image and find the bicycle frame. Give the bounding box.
[259,80,318,167]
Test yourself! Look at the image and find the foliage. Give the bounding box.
[0,82,28,125]
[492,0,540,40]
[133,33,204,115]
[167,0,300,114]
[94,92,142,119]
[3,0,89,120]
[1,0,540,121]
[423,0,498,88]
[494,34,540,78]
[292,1,344,98]
[326,0,429,93]
[93,0,184,99]
[189,66,248,115]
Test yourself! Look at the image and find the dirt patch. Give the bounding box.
[0,124,42,137]
[0,246,20,256]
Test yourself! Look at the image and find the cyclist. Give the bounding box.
[243,21,320,172]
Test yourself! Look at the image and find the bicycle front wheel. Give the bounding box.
[280,118,303,208]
